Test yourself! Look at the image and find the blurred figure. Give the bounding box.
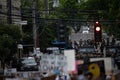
[79,39,83,46]
[74,41,79,48]
[54,67,60,76]
[106,37,109,46]
[106,70,114,80]
[78,69,88,80]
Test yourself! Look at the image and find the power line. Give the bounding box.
[0,11,120,24]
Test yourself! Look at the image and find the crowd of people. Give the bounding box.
[69,35,119,54]
[73,37,117,48]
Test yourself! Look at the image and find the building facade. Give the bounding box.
[0,0,21,24]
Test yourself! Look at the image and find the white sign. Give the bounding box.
[18,44,23,49]
[14,21,27,25]
[40,54,67,73]
[20,21,27,25]
[64,49,76,72]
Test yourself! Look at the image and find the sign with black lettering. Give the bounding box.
[40,54,67,73]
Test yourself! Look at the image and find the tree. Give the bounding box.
[0,22,21,71]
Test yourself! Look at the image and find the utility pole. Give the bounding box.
[7,0,12,24]
[32,0,38,52]
[44,0,49,17]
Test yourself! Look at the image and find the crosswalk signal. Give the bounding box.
[94,21,102,42]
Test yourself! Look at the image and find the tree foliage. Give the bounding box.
[79,0,120,38]
[21,0,56,50]
[0,21,21,67]
[21,0,120,50]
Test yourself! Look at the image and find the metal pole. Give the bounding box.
[32,0,40,54]
[32,0,37,49]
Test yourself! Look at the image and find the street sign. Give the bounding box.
[20,21,27,25]
[14,21,27,25]
[18,44,23,49]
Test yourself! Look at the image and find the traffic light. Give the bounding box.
[94,21,102,42]
[57,21,67,42]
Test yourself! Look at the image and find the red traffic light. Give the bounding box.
[95,21,99,24]
[94,21,102,42]
[94,21,101,32]
[95,26,101,31]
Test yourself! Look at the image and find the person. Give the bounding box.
[79,39,83,46]
[55,75,60,80]
[106,75,112,80]
[83,53,90,65]
[106,70,114,80]
[78,69,87,80]
[54,67,60,76]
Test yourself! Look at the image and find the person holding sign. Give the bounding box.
[54,67,60,76]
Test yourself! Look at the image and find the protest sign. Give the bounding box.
[64,49,76,72]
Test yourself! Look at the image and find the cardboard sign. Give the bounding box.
[40,54,67,73]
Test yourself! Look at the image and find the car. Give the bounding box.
[20,57,38,71]
[106,46,117,53]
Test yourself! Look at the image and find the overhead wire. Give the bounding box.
[0,10,119,24]
[0,3,120,25]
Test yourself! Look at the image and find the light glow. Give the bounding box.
[95,21,99,24]
[96,27,100,31]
